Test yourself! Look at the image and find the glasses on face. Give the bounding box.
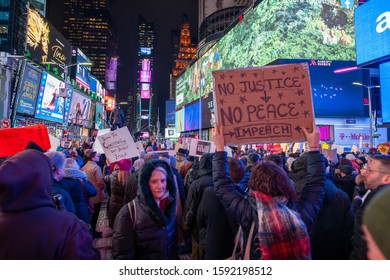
[361,163,387,174]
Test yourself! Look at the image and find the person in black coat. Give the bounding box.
[333,165,357,201]
[112,159,177,259]
[197,157,246,259]
[289,154,354,259]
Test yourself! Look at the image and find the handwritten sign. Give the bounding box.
[96,127,139,162]
[93,128,111,154]
[0,124,51,157]
[323,149,339,164]
[212,63,314,145]
[135,141,145,152]
[189,139,216,157]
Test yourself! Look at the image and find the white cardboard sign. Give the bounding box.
[189,138,216,157]
[97,127,139,162]
[93,128,111,154]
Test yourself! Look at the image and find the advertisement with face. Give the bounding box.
[68,91,92,125]
[26,7,72,79]
[35,72,72,123]
[16,64,42,116]
[95,102,105,130]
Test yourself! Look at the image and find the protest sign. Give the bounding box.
[93,128,111,154]
[174,142,184,155]
[97,127,139,162]
[49,134,60,151]
[189,139,216,157]
[213,63,314,146]
[0,124,51,157]
[135,141,145,152]
[323,148,339,164]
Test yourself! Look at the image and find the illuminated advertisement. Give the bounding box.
[73,47,91,90]
[355,0,390,67]
[176,0,358,109]
[201,92,215,129]
[184,101,200,131]
[105,96,115,111]
[27,7,72,79]
[175,108,185,133]
[165,100,176,128]
[35,72,73,123]
[90,75,104,99]
[15,64,42,116]
[380,62,390,123]
[142,59,151,70]
[68,91,92,125]
[140,83,150,99]
[95,102,105,129]
[140,47,152,56]
[140,71,152,83]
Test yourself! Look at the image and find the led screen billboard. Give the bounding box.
[73,47,91,90]
[27,7,72,79]
[380,61,390,123]
[184,101,200,131]
[140,47,152,56]
[165,99,176,128]
[176,0,358,109]
[355,0,390,67]
[175,108,185,133]
[140,71,152,83]
[15,64,42,116]
[95,102,105,130]
[90,75,104,99]
[35,72,72,123]
[275,59,364,118]
[68,90,92,125]
[201,92,215,129]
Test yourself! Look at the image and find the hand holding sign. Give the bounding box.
[212,124,225,152]
[301,120,320,151]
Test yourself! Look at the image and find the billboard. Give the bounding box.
[355,0,390,67]
[380,61,390,124]
[95,102,105,129]
[176,0,358,109]
[201,92,215,129]
[26,7,72,79]
[90,75,104,99]
[104,96,115,111]
[184,101,200,132]
[175,108,185,133]
[140,47,152,56]
[73,47,91,90]
[15,64,42,116]
[68,91,92,125]
[35,72,73,123]
[165,99,176,128]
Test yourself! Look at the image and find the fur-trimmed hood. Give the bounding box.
[64,168,88,180]
[138,159,177,226]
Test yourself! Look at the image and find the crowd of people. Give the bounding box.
[0,122,389,260]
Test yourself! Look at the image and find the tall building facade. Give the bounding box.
[61,0,118,92]
[135,16,155,135]
[170,18,197,100]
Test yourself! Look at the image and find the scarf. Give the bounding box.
[252,191,311,260]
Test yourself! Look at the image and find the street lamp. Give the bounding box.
[353,82,381,148]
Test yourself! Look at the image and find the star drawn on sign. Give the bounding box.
[293,66,300,72]
[295,88,304,96]
[229,75,234,79]
[219,99,226,105]
[220,73,226,80]
[299,100,305,106]
[253,72,260,78]
[272,70,278,74]
[303,110,310,118]
[282,71,287,75]
[277,92,284,100]
[239,96,248,104]
[302,74,306,79]
[240,72,247,78]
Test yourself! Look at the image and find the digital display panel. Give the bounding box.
[140,47,151,56]
[27,7,72,79]
[95,102,105,130]
[35,72,72,123]
[201,92,215,129]
[165,100,176,128]
[105,96,115,111]
[355,0,390,67]
[140,70,152,83]
[15,64,42,116]
[176,0,358,109]
[380,61,390,123]
[74,47,91,90]
[142,59,150,70]
[90,75,104,99]
[141,83,150,90]
[184,101,200,131]
[141,90,150,99]
[276,59,364,118]
[68,91,92,125]
[175,108,185,133]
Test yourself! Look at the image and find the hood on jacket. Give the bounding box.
[138,159,176,226]
[198,153,214,177]
[64,167,88,180]
[0,149,54,212]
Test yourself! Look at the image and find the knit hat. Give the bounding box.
[363,187,390,259]
[176,148,188,156]
[248,153,260,164]
[339,165,353,176]
[115,158,132,171]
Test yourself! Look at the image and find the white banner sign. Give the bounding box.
[93,128,111,154]
[189,139,216,157]
[97,127,139,162]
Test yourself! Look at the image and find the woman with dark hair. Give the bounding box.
[112,159,178,259]
[212,122,326,260]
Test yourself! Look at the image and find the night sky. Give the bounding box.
[49,0,198,127]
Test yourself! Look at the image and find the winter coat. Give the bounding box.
[81,160,106,204]
[183,153,214,245]
[106,170,130,228]
[350,184,390,260]
[214,151,326,259]
[112,159,178,260]
[334,173,357,201]
[52,180,76,213]
[61,168,97,224]
[124,169,139,204]
[0,150,99,259]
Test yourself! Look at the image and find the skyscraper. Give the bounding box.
[60,0,118,91]
[136,15,155,136]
